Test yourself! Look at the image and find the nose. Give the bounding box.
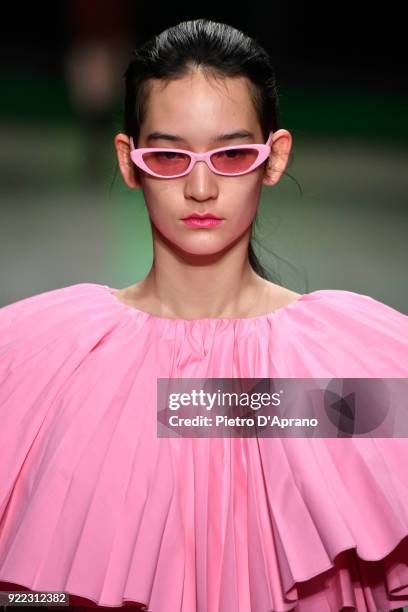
[184,159,218,201]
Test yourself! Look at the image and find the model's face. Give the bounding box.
[127,71,268,258]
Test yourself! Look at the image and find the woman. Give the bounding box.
[1,18,408,612]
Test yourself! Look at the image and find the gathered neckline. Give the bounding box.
[102,284,315,322]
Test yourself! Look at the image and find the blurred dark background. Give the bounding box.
[1,2,407,311]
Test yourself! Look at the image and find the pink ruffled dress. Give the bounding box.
[1,283,408,612]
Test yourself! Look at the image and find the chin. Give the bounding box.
[154,222,244,257]
[174,236,242,260]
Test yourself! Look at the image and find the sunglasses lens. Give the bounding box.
[142,151,190,176]
[211,148,259,174]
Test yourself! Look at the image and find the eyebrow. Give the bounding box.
[146,130,255,144]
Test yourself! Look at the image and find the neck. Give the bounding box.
[134,228,270,319]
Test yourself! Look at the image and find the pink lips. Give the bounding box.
[183,217,223,228]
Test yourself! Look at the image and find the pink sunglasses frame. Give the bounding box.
[129,131,273,178]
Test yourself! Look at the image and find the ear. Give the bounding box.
[114,133,143,189]
[262,129,293,187]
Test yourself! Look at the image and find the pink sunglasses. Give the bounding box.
[129,131,273,178]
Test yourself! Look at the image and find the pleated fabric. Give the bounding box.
[1,282,408,612]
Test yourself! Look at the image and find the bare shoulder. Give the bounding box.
[111,286,128,305]
[112,281,155,310]
[113,286,130,302]
[262,282,302,310]
[113,283,140,304]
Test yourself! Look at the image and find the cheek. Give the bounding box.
[142,179,261,242]
[224,183,260,227]
[142,185,175,225]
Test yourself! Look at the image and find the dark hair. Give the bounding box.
[119,18,298,283]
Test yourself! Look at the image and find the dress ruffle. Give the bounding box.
[1,283,408,611]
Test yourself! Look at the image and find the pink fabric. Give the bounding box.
[1,282,408,612]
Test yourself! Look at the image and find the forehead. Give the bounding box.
[141,71,259,139]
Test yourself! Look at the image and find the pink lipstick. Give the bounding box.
[183,218,223,228]
[182,213,224,228]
